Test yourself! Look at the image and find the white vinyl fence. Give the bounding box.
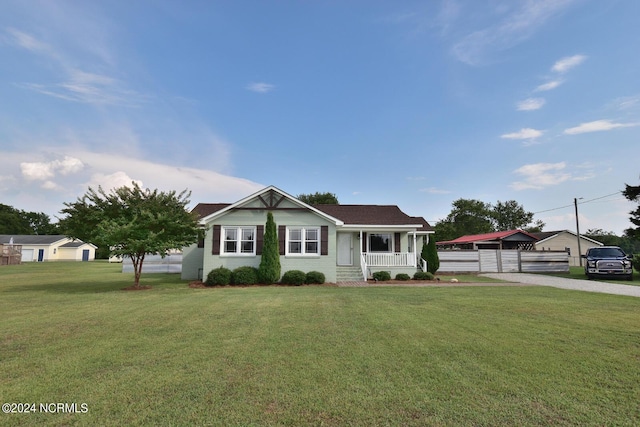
[438,250,568,273]
[122,253,182,273]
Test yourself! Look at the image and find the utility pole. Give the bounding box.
[574,197,582,267]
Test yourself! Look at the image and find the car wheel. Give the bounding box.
[626,274,633,281]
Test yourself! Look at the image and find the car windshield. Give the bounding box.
[589,247,626,257]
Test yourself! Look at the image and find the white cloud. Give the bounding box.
[41,180,61,190]
[452,0,576,65]
[20,156,84,182]
[501,128,543,140]
[551,54,587,73]
[419,187,451,194]
[535,80,563,92]
[517,98,545,111]
[20,161,55,181]
[511,162,571,190]
[5,27,50,53]
[246,82,275,93]
[55,156,84,175]
[563,119,639,135]
[8,28,147,106]
[87,171,143,192]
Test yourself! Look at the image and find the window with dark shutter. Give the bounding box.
[256,225,264,254]
[321,226,328,255]
[278,225,286,255]
[212,225,221,255]
[395,233,401,253]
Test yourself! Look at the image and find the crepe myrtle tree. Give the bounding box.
[59,183,200,288]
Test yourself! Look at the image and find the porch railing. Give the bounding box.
[360,254,368,282]
[364,252,416,268]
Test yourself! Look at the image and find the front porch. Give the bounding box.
[359,252,426,281]
[336,230,428,282]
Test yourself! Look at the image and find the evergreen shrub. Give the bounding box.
[281,270,306,285]
[258,212,281,284]
[413,271,434,281]
[395,273,411,281]
[232,266,259,285]
[206,267,232,286]
[372,271,391,281]
[305,271,326,284]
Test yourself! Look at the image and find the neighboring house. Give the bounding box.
[531,230,603,266]
[0,235,96,262]
[437,230,539,250]
[181,186,434,282]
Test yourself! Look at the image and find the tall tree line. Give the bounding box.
[0,204,59,235]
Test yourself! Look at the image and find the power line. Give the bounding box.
[533,191,623,215]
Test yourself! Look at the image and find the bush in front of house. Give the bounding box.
[413,271,434,281]
[232,266,259,285]
[258,212,281,284]
[281,270,306,286]
[395,273,411,281]
[372,271,391,281]
[206,266,232,286]
[305,271,325,284]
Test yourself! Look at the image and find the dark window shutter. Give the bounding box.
[362,232,367,253]
[256,225,264,255]
[321,226,328,255]
[395,233,401,253]
[212,225,221,255]
[278,225,286,255]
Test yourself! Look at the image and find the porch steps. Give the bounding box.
[336,266,364,282]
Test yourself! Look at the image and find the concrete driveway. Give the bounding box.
[480,273,640,298]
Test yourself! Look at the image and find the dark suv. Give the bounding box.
[583,246,633,280]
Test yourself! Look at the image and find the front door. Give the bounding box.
[337,233,353,266]
[82,249,90,261]
[37,249,44,262]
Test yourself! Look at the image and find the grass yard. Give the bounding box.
[1,262,639,426]
[545,266,640,285]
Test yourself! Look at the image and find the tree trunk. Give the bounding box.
[132,253,145,288]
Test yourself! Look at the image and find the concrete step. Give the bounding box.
[336,266,364,282]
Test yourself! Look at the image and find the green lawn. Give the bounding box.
[544,266,640,285]
[1,262,639,426]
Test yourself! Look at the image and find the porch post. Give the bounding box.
[412,232,417,267]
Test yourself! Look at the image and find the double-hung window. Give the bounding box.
[222,226,256,255]
[287,227,320,256]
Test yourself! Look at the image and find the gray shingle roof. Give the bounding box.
[0,235,69,245]
[191,202,433,230]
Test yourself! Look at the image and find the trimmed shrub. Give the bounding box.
[281,270,306,286]
[205,266,232,286]
[395,273,411,281]
[413,271,434,281]
[232,266,259,285]
[372,271,391,281]
[424,238,440,274]
[258,212,281,284]
[633,254,640,273]
[305,271,326,284]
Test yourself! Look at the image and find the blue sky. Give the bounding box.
[1,0,638,235]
